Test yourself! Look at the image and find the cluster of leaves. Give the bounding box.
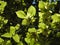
[0,0,60,45]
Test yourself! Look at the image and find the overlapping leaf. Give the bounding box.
[13,34,20,43]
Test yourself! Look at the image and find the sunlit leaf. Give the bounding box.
[1,33,12,38]
[0,38,4,43]
[6,40,12,45]
[28,5,36,17]
[17,41,23,45]
[25,38,30,44]
[4,19,8,24]
[13,34,20,43]
[37,29,44,34]
[28,28,36,33]
[38,23,47,29]
[16,10,26,19]
[31,17,36,23]
[30,38,35,45]
[15,24,20,30]
[38,1,45,9]
[22,19,28,25]
[0,1,7,13]
[51,14,60,23]
[39,12,44,22]
[0,1,7,7]
[10,26,16,35]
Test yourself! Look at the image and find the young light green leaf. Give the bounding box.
[15,24,20,30]
[17,41,23,45]
[26,32,31,38]
[28,5,36,17]
[0,1,7,13]
[28,28,36,33]
[30,38,35,45]
[13,34,20,43]
[22,19,28,25]
[38,23,47,29]
[31,17,36,23]
[38,1,45,9]
[4,19,8,24]
[0,38,4,43]
[0,1,7,7]
[51,14,60,23]
[10,26,16,35]
[16,10,26,19]
[25,38,31,44]
[39,12,44,22]
[6,40,12,45]
[37,29,44,34]
[1,33,12,38]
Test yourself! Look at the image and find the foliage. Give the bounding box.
[0,0,60,45]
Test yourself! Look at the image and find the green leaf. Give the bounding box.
[27,5,36,17]
[48,30,51,35]
[0,1,7,13]
[4,19,8,24]
[13,34,20,43]
[35,42,41,45]
[38,1,45,9]
[22,19,28,25]
[6,40,12,45]
[28,28,36,33]
[17,41,23,45]
[37,29,44,34]
[1,33,12,38]
[51,23,56,29]
[56,32,60,37]
[26,33,31,38]
[0,38,4,43]
[30,38,35,45]
[31,17,36,23]
[51,14,60,23]
[16,10,26,19]
[25,38,30,44]
[10,26,16,35]
[0,1,7,7]
[38,23,47,29]
[39,12,44,22]
[15,24,20,30]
